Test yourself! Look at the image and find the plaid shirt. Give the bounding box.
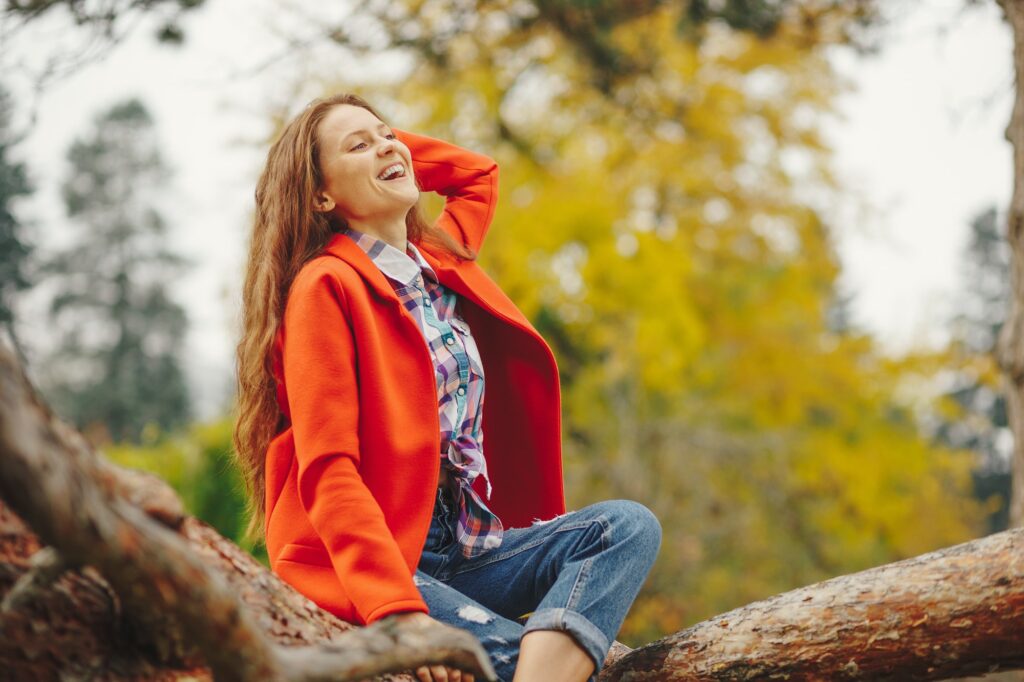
[342,227,504,557]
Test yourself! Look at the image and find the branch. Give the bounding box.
[601,526,1024,680]
[0,341,496,682]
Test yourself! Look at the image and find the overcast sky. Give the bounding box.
[2,0,1014,419]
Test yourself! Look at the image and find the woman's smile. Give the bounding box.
[377,162,407,181]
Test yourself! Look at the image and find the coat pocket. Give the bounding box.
[277,542,332,567]
[272,546,358,624]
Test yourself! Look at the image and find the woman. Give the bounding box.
[234,92,662,682]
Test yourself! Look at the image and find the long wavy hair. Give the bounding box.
[234,93,478,545]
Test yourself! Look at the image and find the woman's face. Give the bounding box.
[315,104,419,224]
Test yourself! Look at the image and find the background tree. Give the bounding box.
[932,206,1014,535]
[995,0,1024,529]
[1,0,207,134]
[2,0,206,44]
[0,82,34,364]
[0,0,207,367]
[40,97,191,445]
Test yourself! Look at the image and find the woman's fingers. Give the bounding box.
[413,662,474,682]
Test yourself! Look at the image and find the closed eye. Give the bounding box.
[350,133,396,152]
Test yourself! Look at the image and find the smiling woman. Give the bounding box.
[233,92,662,682]
[313,106,422,239]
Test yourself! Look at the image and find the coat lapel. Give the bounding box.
[321,230,538,337]
[321,232,403,304]
[415,241,538,335]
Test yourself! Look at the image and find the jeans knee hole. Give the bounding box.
[531,510,575,526]
[456,604,494,624]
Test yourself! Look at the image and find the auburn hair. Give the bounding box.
[233,93,477,545]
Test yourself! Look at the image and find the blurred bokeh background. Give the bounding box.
[0,0,1014,647]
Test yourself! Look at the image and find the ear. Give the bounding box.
[313,191,335,213]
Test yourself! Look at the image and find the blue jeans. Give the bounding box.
[414,485,662,682]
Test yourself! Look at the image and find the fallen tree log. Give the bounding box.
[600,527,1024,681]
[0,342,1022,681]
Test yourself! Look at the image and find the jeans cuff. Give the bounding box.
[521,607,610,679]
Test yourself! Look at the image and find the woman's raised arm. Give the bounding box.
[393,128,499,254]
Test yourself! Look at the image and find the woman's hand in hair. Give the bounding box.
[390,611,477,682]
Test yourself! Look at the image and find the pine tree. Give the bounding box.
[940,206,1012,533]
[42,98,190,444]
[0,83,34,361]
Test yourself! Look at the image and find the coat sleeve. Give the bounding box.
[393,127,499,254]
[281,260,429,624]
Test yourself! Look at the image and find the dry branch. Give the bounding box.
[604,528,1024,680]
[0,343,495,682]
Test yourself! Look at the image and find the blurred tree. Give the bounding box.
[311,0,882,123]
[298,0,987,645]
[957,208,1012,359]
[40,98,191,445]
[2,0,205,44]
[995,0,1024,533]
[935,206,1013,534]
[2,0,207,127]
[0,82,33,364]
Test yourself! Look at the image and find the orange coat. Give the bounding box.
[265,128,566,625]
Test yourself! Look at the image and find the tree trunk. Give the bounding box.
[952,4,1024,682]
[0,342,1022,680]
[599,527,1024,681]
[997,0,1024,530]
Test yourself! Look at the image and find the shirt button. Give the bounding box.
[445,336,455,346]
[457,386,466,396]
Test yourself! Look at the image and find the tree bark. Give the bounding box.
[599,527,1024,681]
[0,342,1022,681]
[997,0,1024,530]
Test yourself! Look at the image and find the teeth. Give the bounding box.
[377,163,405,180]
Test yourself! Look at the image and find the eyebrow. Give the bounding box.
[343,123,391,143]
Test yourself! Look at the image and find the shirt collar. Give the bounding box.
[341,226,439,287]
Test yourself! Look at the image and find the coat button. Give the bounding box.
[445,336,455,345]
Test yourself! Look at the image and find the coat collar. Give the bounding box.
[339,226,440,288]
[320,229,541,353]
[321,230,470,304]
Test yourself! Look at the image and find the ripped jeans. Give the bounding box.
[414,486,662,682]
